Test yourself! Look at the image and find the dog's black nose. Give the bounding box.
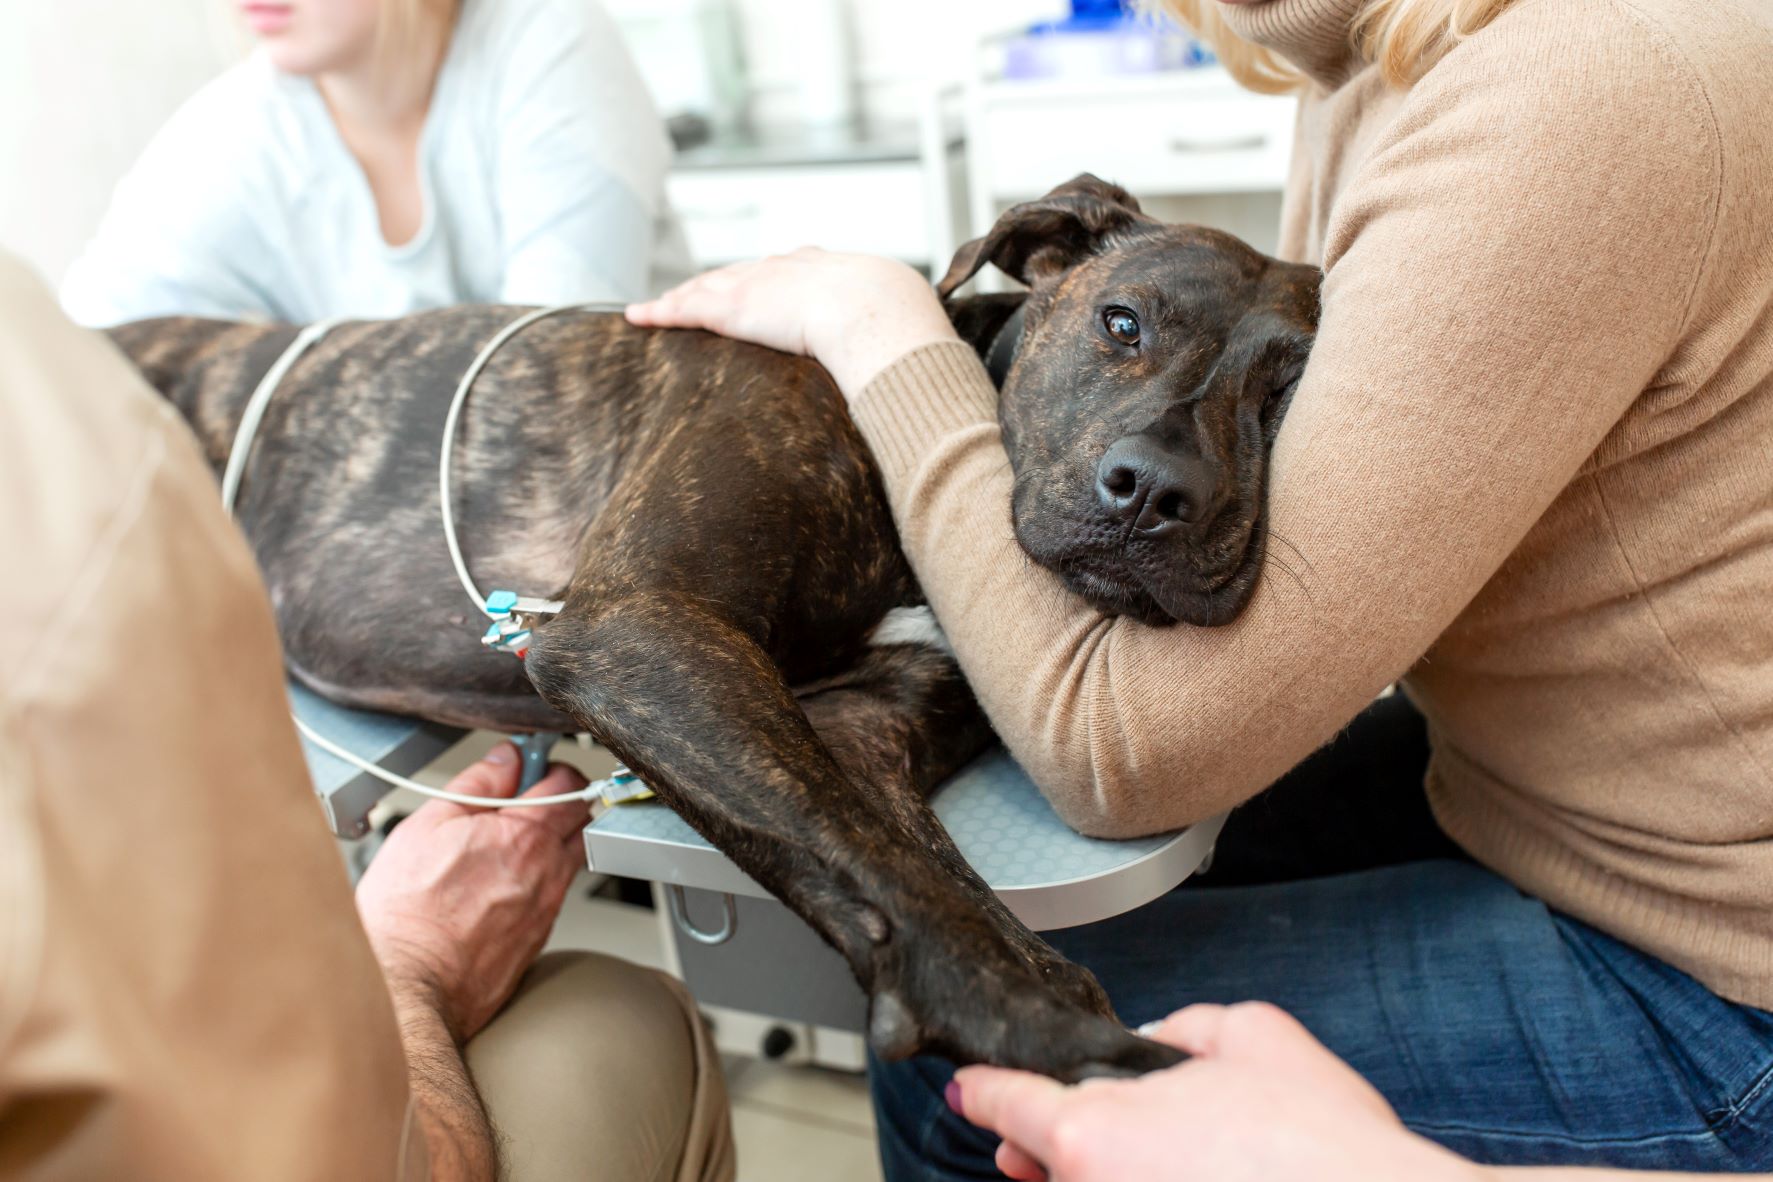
[1096,435,1212,533]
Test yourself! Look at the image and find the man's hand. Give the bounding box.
[357,742,591,1041]
[355,744,590,1180]
[953,1001,1486,1182]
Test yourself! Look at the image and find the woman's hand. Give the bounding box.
[953,1001,1487,1182]
[625,248,959,400]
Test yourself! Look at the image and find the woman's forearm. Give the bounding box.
[846,39,1713,834]
[853,344,1402,835]
[849,304,1661,836]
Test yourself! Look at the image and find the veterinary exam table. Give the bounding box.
[295,684,1223,1061]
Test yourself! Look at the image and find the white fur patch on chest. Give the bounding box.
[867,605,952,655]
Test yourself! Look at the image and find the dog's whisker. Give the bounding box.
[1263,554,1313,604]
[1267,528,1316,575]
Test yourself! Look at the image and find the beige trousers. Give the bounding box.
[468,952,736,1182]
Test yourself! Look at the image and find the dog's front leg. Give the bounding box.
[795,642,1124,1023]
[524,592,1180,1081]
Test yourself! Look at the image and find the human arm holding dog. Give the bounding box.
[951,1001,1721,1182]
[627,248,961,398]
[628,24,1723,845]
[356,744,592,1180]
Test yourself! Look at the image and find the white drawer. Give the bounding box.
[667,163,932,266]
[977,87,1295,199]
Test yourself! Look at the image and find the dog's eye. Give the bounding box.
[1102,307,1140,347]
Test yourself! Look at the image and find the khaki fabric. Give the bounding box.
[0,253,426,1180]
[850,0,1773,1007]
[0,254,739,1180]
[470,952,735,1182]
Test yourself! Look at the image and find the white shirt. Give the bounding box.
[61,0,690,326]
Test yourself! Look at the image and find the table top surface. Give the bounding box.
[587,747,1220,931]
[290,682,460,837]
[289,686,1220,927]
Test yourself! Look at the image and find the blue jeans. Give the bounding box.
[871,699,1773,1177]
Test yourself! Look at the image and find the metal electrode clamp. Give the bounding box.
[479,589,566,658]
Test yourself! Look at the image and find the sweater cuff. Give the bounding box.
[850,340,999,487]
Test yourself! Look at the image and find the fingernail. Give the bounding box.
[944,1080,963,1116]
[484,745,517,766]
[1137,1020,1164,1037]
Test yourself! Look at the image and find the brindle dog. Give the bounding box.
[107,176,1320,1081]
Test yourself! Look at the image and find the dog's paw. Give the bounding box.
[1022,943,1117,1022]
[865,943,1184,1082]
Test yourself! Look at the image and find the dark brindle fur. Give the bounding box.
[106,177,1319,1080]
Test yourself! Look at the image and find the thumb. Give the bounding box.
[1150,1002,1398,1119]
[438,742,525,802]
[1143,1003,1233,1056]
[1145,1001,1323,1061]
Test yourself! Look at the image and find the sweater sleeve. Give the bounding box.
[491,0,675,306]
[849,11,1721,837]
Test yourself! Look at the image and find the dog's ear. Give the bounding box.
[938,174,1146,299]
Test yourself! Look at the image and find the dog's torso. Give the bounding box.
[111,306,926,731]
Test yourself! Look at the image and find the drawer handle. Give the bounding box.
[668,884,738,946]
[1168,133,1268,153]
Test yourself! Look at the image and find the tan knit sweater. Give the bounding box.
[852,0,1773,1009]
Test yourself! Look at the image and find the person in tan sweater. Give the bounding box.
[628,0,1773,1174]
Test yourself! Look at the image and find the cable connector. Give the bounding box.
[591,765,655,807]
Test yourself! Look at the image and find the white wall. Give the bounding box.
[0,0,240,287]
[732,0,1063,126]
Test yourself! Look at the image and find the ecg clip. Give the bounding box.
[480,589,566,658]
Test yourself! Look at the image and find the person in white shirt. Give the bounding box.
[61,0,690,326]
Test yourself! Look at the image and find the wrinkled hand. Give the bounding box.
[356,743,590,1042]
[625,247,958,400]
[953,1001,1486,1182]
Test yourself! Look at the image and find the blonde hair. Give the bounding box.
[1156,0,1519,92]
[376,0,460,66]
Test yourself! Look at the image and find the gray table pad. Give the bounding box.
[289,681,460,838]
[288,683,1222,930]
[587,747,1223,932]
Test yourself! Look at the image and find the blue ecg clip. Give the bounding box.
[480,589,564,658]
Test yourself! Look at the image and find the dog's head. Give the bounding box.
[940,174,1320,627]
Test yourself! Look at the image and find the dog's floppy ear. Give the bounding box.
[938,174,1146,299]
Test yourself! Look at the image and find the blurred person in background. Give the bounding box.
[60,0,688,326]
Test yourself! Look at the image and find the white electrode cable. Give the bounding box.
[291,713,601,807]
[439,302,623,616]
[222,312,632,812]
[221,318,344,510]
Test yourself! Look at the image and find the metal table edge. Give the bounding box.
[583,811,1228,932]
